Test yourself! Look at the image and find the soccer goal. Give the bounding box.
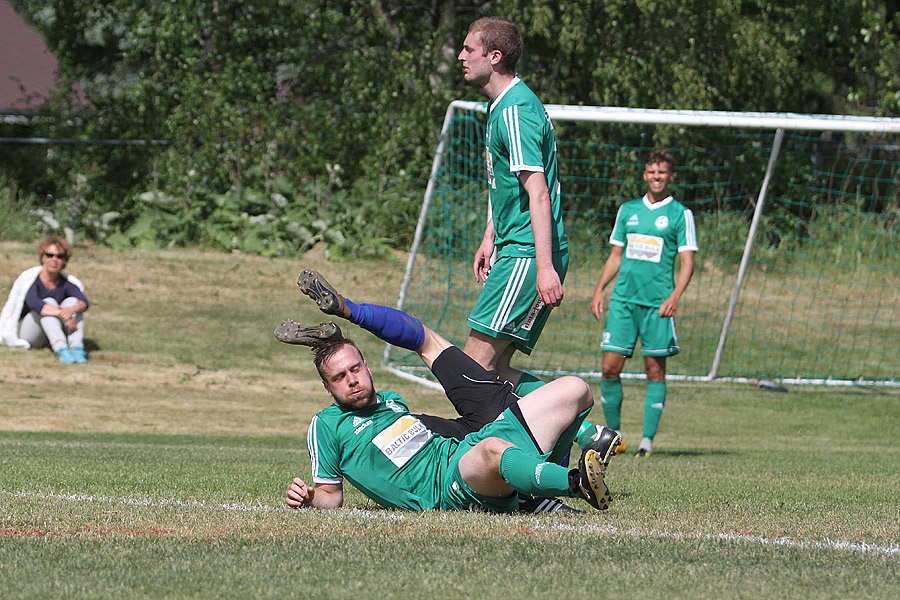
[385,102,900,388]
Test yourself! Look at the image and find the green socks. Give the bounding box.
[575,420,601,449]
[599,377,623,430]
[584,378,666,447]
[499,446,574,497]
[642,380,666,440]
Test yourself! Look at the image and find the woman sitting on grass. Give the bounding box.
[0,236,90,364]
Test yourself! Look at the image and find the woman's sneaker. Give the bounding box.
[55,347,76,364]
[69,346,88,363]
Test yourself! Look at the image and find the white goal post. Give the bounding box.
[386,102,900,388]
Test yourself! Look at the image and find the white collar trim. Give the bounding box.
[642,194,674,209]
[491,76,521,107]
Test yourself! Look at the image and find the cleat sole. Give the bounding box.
[297,269,345,316]
[274,320,342,346]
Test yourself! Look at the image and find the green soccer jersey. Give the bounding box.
[609,194,699,307]
[485,77,567,257]
[307,391,458,511]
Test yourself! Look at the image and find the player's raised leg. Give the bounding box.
[294,268,456,368]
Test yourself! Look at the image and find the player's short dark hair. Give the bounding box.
[645,149,675,170]
[468,17,522,74]
[313,336,361,380]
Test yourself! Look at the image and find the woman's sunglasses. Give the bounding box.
[44,252,68,259]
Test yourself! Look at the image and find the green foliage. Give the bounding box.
[511,0,900,114]
[4,1,900,255]
[0,175,41,241]
[7,0,459,253]
[97,166,417,259]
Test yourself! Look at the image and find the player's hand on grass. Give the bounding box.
[286,477,314,508]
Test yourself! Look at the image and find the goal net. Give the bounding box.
[386,102,900,387]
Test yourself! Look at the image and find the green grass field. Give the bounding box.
[1,240,898,599]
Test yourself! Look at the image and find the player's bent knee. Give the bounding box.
[557,376,593,410]
[475,437,514,464]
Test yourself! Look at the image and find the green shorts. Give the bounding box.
[439,404,591,512]
[467,249,569,355]
[440,408,537,512]
[601,300,680,358]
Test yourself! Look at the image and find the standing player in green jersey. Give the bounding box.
[586,149,698,458]
[457,17,568,397]
[275,273,621,513]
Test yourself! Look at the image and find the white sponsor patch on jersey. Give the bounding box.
[485,130,496,190]
[372,416,433,468]
[625,233,663,263]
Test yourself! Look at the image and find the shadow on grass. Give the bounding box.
[633,449,738,458]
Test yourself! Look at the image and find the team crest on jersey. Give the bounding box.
[372,416,432,468]
[385,399,404,413]
[655,215,669,230]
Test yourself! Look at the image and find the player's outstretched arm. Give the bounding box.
[590,246,624,320]
[286,477,343,509]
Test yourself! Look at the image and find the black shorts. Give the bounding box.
[414,346,527,441]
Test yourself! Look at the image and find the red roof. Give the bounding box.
[0,0,61,113]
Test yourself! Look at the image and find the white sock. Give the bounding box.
[639,437,653,453]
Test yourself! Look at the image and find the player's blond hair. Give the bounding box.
[468,17,522,74]
[313,337,359,380]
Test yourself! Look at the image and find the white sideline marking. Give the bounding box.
[552,523,900,556]
[4,490,277,513]
[5,490,898,556]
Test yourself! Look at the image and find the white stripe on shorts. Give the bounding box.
[490,257,531,331]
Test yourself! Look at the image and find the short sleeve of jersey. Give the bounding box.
[499,104,546,174]
[609,205,627,246]
[678,208,699,253]
[308,413,342,484]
